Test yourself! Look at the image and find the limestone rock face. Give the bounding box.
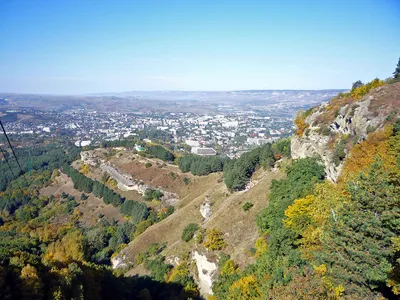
[192,251,217,296]
[291,94,386,182]
[200,198,212,220]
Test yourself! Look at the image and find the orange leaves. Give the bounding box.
[340,126,392,183]
[294,110,309,137]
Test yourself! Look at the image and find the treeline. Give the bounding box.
[62,164,125,207]
[138,129,173,143]
[100,138,140,149]
[146,145,175,162]
[224,143,276,191]
[0,143,80,191]
[178,154,226,175]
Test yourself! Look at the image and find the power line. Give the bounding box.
[0,144,23,191]
[0,118,29,185]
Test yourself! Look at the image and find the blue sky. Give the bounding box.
[0,0,399,94]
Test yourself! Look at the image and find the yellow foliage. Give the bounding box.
[314,264,327,276]
[204,229,227,251]
[20,264,42,296]
[221,259,238,276]
[228,275,262,300]
[284,182,343,256]
[79,164,90,175]
[45,230,86,263]
[294,110,309,136]
[351,78,385,100]
[340,126,393,183]
[254,234,267,257]
[334,285,345,297]
[107,177,118,188]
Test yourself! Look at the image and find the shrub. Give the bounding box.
[80,193,88,200]
[143,188,164,201]
[145,256,171,281]
[320,125,331,136]
[134,219,152,237]
[294,110,309,136]
[221,259,238,275]
[204,229,227,250]
[181,223,199,242]
[332,140,346,166]
[147,243,165,256]
[183,177,191,185]
[135,252,146,265]
[195,227,206,244]
[367,125,376,134]
[145,162,152,168]
[242,202,254,211]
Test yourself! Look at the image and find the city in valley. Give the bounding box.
[0,89,343,157]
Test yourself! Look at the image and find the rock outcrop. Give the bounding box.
[200,197,212,220]
[192,251,218,296]
[292,89,389,182]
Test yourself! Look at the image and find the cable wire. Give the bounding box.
[0,118,29,186]
[0,144,23,191]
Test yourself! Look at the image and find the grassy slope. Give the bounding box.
[124,166,284,276]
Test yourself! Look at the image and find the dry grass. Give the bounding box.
[40,173,124,226]
[123,167,284,276]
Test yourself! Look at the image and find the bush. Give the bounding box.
[143,188,164,201]
[242,202,254,211]
[134,219,152,237]
[332,140,346,166]
[320,125,331,136]
[145,256,171,281]
[204,229,227,250]
[183,177,191,185]
[80,193,88,200]
[181,223,199,242]
[145,162,152,168]
[195,227,206,244]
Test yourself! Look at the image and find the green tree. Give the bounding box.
[393,57,400,79]
[317,158,400,298]
[351,80,364,90]
[181,223,199,242]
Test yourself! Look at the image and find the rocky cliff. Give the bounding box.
[291,82,400,182]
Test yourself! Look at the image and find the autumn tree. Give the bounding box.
[204,229,227,250]
[19,264,44,300]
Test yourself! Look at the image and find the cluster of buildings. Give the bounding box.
[1,108,294,156]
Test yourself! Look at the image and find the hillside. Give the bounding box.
[292,80,400,181]
[210,79,400,299]
[0,79,399,300]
